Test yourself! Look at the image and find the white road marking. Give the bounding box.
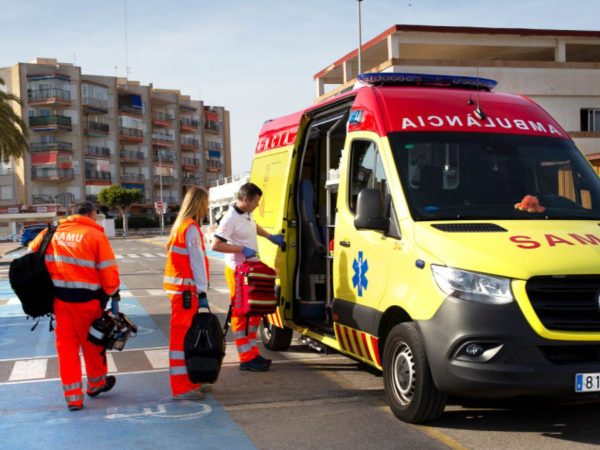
[115,254,124,259]
[155,253,166,258]
[144,349,169,369]
[212,287,230,294]
[127,254,140,258]
[147,289,166,296]
[141,253,156,258]
[119,291,134,298]
[10,358,48,381]
[80,353,117,375]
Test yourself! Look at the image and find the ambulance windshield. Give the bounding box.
[389,132,600,221]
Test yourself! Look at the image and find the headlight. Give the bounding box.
[431,265,514,305]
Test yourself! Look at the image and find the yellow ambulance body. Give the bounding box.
[250,73,600,423]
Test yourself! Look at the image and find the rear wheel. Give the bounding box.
[260,318,293,351]
[382,322,447,423]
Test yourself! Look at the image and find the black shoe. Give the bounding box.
[68,404,83,411]
[240,357,270,372]
[255,354,272,366]
[87,375,116,398]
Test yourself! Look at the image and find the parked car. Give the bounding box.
[20,224,47,247]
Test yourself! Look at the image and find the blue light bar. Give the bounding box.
[357,72,497,91]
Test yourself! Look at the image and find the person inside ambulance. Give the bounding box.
[28,201,120,411]
[211,182,285,371]
[163,186,211,400]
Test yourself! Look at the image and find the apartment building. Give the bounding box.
[0,57,231,214]
[314,25,600,172]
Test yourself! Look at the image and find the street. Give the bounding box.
[1,238,600,449]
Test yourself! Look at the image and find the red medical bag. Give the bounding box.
[233,260,277,316]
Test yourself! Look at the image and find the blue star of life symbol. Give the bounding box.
[352,251,369,297]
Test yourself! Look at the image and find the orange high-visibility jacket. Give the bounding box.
[163,217,210,295]
[29,215,120,302]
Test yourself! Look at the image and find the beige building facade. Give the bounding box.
[0,57,231,214]
[314,25,600,172]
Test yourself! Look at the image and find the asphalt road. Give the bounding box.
[1,237,600,449]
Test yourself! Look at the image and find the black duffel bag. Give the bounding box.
[184,308,225,383]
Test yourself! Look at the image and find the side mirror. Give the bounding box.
[354,189,389,231]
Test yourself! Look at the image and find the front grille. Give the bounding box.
[526,276,600,331]
[431,223,507,232]
[541,345,600,365]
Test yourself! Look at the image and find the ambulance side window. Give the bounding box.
[349,140,389,215]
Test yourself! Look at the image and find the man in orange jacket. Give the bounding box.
[29,201,120,411]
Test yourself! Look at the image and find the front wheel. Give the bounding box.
[260,318,293,351]
[382,322,447,423]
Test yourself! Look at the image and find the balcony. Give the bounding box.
[153,175,176,185]
[154,153,176,164]
[181,157,201,169]
[84,145,111,158]
[118,104,143,116]
[85,170,112,182]
[119,127,144,143]
[29,115,72,131]
[120,149,145,163]
[31,141,73,153]
[152,113,174,127]
[180,137,200,150]
[206,159,222,172]
[82,96,109,114]
[205,120,221,134]
[152,132,175,147]
[84,121,110,137]
[31,167,74,181]
[180,117,200,133]
[120,172,145,183]
[28,88,71,106]
[182,175,204,185]
[206,142,222,152]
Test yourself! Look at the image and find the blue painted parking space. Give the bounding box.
[0,371,255,450]
[0,281,165,359]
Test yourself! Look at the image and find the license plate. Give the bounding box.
[575,373,600,392]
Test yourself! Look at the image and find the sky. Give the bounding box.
[1,0,599,174]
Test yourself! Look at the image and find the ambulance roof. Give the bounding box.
[255,73,568,154]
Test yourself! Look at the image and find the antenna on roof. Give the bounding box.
[473,65,486,120]
[124,0,131,78]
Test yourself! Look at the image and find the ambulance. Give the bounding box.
[250,72,600,423]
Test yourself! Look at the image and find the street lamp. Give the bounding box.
[357,0,363,74]
[158,150,164,236]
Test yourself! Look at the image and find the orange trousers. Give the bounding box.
[54,298,107,408]
[225,266,260,363]
[168,292,202,396]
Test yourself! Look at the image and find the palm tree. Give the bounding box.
[0,77,29,161]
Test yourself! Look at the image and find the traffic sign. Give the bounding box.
[155,201,166,214]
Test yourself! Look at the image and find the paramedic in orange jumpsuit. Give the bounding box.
[163,186,211,399]
[211,183,285,371]
[29,201,120,411]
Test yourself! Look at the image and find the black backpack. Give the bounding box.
[184,310,225,383]
[9,225,56,319]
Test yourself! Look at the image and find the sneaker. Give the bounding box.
[173,390,205,401]
[87,375,116,398]
[255,354,272,366]
[199,384,213,393]
[240,356,270,372]
[68,404,83,411]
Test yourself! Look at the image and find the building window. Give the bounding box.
[0,186,13,200]
[581,108,600,131]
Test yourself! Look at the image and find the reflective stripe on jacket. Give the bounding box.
[163,217,210,294]
[29,215,120,302]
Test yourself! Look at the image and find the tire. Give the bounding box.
[382,322,447,423]
[260,317,293,351]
